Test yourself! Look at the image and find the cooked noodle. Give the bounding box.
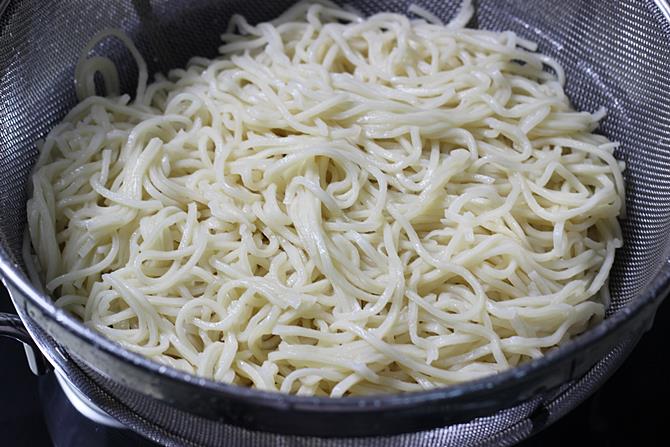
[26,0,624,396]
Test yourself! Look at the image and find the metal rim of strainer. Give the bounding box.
[4,253,667,412]
[1,0,670,430]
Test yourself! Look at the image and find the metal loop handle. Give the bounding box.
[0,312,49,375]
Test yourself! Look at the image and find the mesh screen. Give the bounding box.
[2,0,670,444]
[49,324,639,446]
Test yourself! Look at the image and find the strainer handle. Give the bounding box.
[0,312,49,375]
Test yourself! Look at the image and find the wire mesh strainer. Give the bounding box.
[1,0,670,445]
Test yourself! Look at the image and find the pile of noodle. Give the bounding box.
[26,0,624,396]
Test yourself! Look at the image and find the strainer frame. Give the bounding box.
[3,247,668,437]
[1,0,670,439]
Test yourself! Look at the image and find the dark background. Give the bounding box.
[1,286,667,447]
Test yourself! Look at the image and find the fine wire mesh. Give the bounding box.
[2,0,670,445]
[24,313,640,447]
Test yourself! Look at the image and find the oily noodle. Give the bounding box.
[26,0,624,396]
